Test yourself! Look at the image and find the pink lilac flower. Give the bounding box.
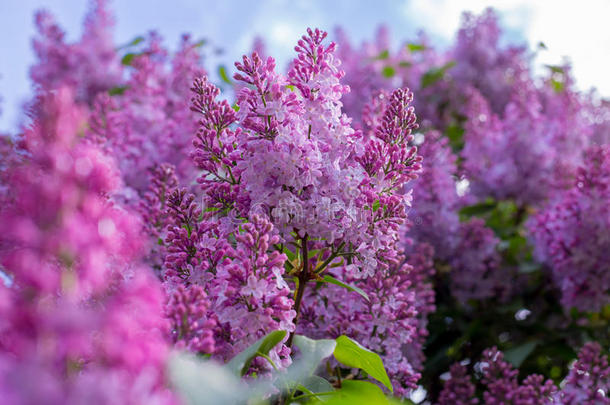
[558,342,610,404]
[449,218,508,303]
[528,145,610,312]
[182,29,426,392]
[436,363,479,405]
[161,184,295,367]
[0,87,176,404]
[165,285,217,354]
[30,0,122,106]
[89,33,206,194]
[192,28,422,280]
[450,9,531,116]
[138,163,179,270]
[438,344,608,404]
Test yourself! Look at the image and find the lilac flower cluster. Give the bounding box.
[2,1,609,402]
[181,28,428,391]
[438,343,610,404]
[161,185,295,365]
[0,88,175,404]
[31,0,122,106]
[192,29,421,279]
[87,33,205,193]
[528,146,610,312]
[31,0,205,197]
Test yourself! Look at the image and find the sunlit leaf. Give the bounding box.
[218,65,232,85]
[121,53,137,66]
[382,66,395,78]
[407,43,426,52]
[333,336,392,392]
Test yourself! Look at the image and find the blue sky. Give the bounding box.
[1,0,608,133]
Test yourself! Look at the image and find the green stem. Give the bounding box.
[256,352,279,372]
[315,242,346,274]
[286,235,308,348]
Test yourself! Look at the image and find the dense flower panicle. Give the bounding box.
[439,344,608,404]
[189,75,243,214]
[31,0,122,106]
[89,34,205,194]
[193,29,422,280]
[449,218,508,303]
[139,163,179,269]
[402,241,436,370]
[450,9,531,116]
[161,186,295,366]
[528,146,610,312]
[461,86,556,205]
[183,29,426,389]
[166,285,217,354]
[298,240,435,395]
[298,260,420,395]
[406,131,461,260]
[558,342,610,404]
[436,363,479,405]
[0,88,176,404]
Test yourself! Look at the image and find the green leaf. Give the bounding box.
[381,66,395,78]
[537,41,547,49]
[286,84,296,91]
[293,335,336,376]
[121,53,137,66]
[375,50,390,60]
[459,199,496,219]
[445,124,464,150]
[421,61,455,88]
[407,43,426,52]
[551,78,564,93]
[231,104,240,112]
[299,375,334,394]
[108,86,128,96]
[322,275,369,302]
[169,352,247,405]
[218,65,232,85]
[128,35,145,47]
[117,35,145,50]
[225,330,286,376]
[504,341,539,367]
[372,200,380,212]
[320,381,396,405]
[333,336,392,393]
[545,64,564,74]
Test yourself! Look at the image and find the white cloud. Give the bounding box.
[402,0,610,95]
